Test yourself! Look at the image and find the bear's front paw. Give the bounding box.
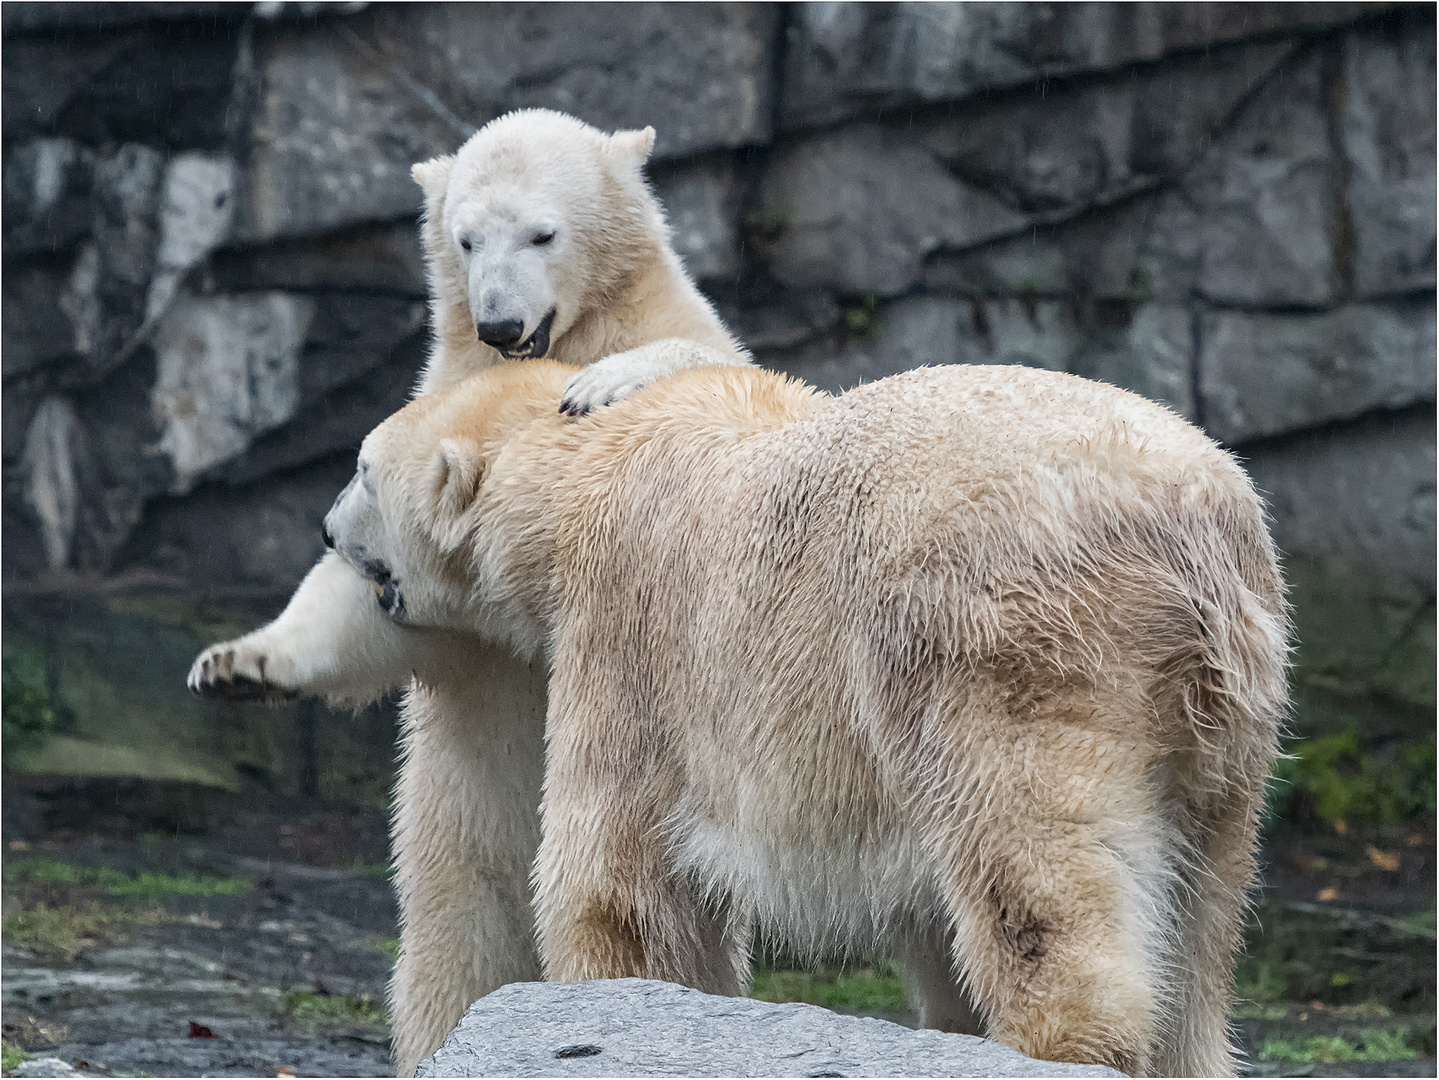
[187,640,300,704]
[559,360,645,418]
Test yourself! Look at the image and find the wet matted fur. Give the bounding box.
[326,360,1290,1077]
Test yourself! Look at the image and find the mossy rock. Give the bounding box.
[1,588,397,805]
[1284,553,1435,741]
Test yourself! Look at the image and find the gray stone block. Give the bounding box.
[151,291,315,495]
[86,143,166,371]
[0,20,241,150]
[1243,408,1435,591]
[389,4,776,160]
[1072,304,1196,420]
[651,157,746,285]
[2,263,83,378]
[781,2,1373,129]
[238,5,776,241]
[1342,16,1437,298]
[953,296,1080,373]
[2,3,240,33]
[924,196,1158,301]
[1198,300,1436,444]
[217,329,426,487]
[772,295,1193,419]
[234,21,461,242]
[418,978,1125,1078]
[1141,50,1341,308]
[211,219,429,297]
[776,296,967,394]
[2,137,95,256]
[914,39,1291,216]
[761,126,1025,296]
[126,453,359,592]
[721,291,841,355]
[142,152,237,331]
[19,396,83,571]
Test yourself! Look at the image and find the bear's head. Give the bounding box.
[323,361,575,654]
[414,109,660,363]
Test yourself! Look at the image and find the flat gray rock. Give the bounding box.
[417,979,1125,1078]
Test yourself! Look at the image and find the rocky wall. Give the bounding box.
[2,2,1433,795]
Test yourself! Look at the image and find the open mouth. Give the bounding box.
[371,569,406,623]
[359,559,406,622]
[499,308,557,360]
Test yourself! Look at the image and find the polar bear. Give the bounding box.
[188,109,749,1074]
[320,359,1289,1078]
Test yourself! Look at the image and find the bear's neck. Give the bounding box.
[552,249,742,366]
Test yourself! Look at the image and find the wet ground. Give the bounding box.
[1,777,1433,1078]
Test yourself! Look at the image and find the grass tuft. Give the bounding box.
[4,858,250,897]
[1260,1029,1418,1064]
[2,903,167,962]
[750,962,909,1013]
[1,1041,31,1071]
[283,990,388,1034]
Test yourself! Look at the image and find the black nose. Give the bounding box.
[475,319,525,349]
[321,520,334,549]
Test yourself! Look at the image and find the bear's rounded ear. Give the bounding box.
[430,437,484,519]
[412,155,455,196]
[608,126,656,170]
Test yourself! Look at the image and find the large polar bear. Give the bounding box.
[188,109,748,1074]
[320,359,1289,1078]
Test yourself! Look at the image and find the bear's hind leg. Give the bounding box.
[1153,784,1267,1078]
[929,711,1176,1076]
[388,651,547,1076]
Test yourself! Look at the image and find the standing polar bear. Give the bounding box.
[321,359,1289,1078]
[189,109,748,1074]
[320,359,1289,1075]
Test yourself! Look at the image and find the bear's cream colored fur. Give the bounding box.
[325,360,1289,1078]
[188,109,748,1075]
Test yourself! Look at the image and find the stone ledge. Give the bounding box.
[418,978,1126,1078]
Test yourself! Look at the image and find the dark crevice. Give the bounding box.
[1227,399,1437,456]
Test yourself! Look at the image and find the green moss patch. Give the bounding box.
[4,857,251,897]
[2,650,60,760]
[1268,732,1436,827]
[3,902,167,962]
[750,961,909,1014]
[1260,1028,1419,1064]
[282,990,387,1035]
[2,1040,32,1071]
[1235,902,1435,1012]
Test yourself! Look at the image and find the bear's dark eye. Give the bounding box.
[533,231,555,247]
[459,238,472,252]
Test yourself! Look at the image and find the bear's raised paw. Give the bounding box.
[188,641,299,704]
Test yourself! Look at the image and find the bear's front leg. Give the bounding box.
[188,551,436,706]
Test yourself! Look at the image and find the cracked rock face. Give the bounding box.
[417,978,1126,1078]
[0,2,1431,793]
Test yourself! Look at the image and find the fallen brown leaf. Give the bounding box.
[1366,845,1400,871]
[1317,886,1340,902]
